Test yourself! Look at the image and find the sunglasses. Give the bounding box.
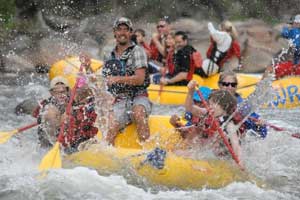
[219,81,237,87]
[157,25,165,29]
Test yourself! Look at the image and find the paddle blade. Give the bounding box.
[0,122,38,144]
[0,130,18,144]
[292,133,300,139]
[39,142,62,171]
[268,124,284,131]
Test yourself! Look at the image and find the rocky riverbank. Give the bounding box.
[1,1,298,75]
[0,17,289,74]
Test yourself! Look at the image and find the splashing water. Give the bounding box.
[86,71,114,138]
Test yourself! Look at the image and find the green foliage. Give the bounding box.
[0,0,16,29]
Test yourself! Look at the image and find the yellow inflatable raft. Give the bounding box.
[49,57,300,109]
[148,73,262,105]
[149,75,300,109]
[63,115,256,189]
[238,76,300,109]
[64,145,250,190]
[49,56,103,88]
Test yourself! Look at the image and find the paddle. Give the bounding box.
[38,55,89,172]
[195,88,243,169]
[248,116,300,139]
[156,68,166,104]
[0,122,38,144]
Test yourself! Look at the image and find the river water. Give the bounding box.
[0,73,299,200]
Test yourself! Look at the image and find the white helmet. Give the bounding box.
[50,76,69,90]
[294,14,300,23]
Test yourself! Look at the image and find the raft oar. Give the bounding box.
[249,116,300,139]
[195,88,244,170]
[0,122,38,144]
[156,69,166,104]
[39,55,88,172]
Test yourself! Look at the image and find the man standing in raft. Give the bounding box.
[102,17,151,145]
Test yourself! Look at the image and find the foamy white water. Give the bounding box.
[0,74,299,200]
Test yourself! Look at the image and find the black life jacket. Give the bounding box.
[209,41,229,67]
[102,45,150,97]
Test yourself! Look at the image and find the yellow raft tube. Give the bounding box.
[63,115,261,190]
[149,74,300,109]
[49,56,104,88]
[237,76,300,109]
[148,73,262,105]
[49,56,300,109]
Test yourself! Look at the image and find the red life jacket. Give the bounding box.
[293,63,300,76]
[166,48,175,75]
[187,50,203,80]
[149,39,164,62]
[141,42,152,58]
[272,60,300,79]
[32,100,47,118]
[221,40,241,66]
[206,37,241,68]
[59,99,98,147]
[202,114,219,138]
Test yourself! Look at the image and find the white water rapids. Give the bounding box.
[0,73,300,200]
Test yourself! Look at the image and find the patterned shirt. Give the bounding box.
[103,43,149,97]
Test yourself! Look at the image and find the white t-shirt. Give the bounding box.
[208,22,232,53]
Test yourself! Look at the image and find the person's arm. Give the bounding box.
[164,72,188,84]
[152,33,166,57]
[32,105,41,118]
[184,81,195,113]
[232,41,241,60]
[184,80,206,116]
[169,114,183,128]
[208,22,232,52]
[231,41,243,69]
[281,26,291,39]
[226,122,242,164]
[142,42,152,58]
[107,68,146,86]
[208,22,226,45]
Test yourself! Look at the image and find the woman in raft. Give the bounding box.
[217,71,267,138]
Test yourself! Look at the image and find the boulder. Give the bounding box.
[15,98,39,116]
[3,53,35,73]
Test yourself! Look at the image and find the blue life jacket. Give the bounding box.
[236,94,267,138]
[281,27,300,64]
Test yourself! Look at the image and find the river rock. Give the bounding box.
[3,53,35,73]
[15,98,39,116]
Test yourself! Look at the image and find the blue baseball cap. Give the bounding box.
[193,86,212,102]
